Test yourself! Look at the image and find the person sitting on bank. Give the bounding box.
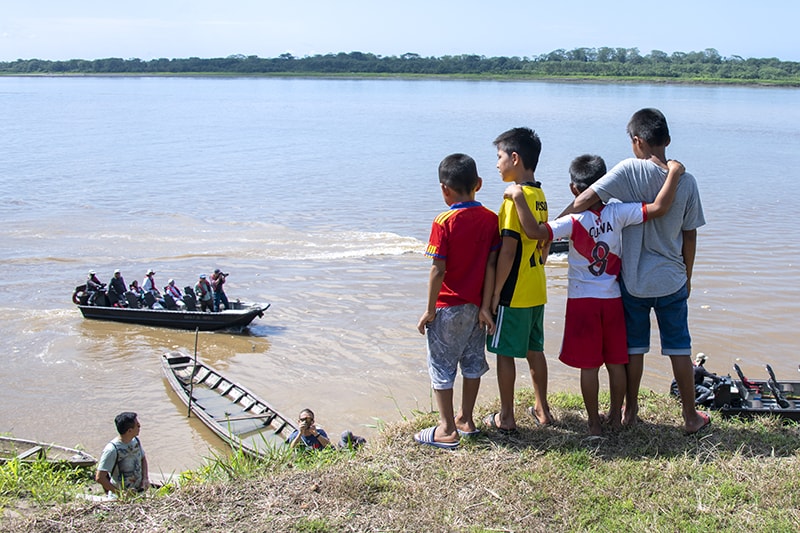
[86,270,106,305]
[96,412,149,496]
[108,269,127,307]
[195,274,214,312]
[286,408,331,449]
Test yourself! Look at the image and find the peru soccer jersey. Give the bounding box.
[425,201,500,308]
[547,202,647,299]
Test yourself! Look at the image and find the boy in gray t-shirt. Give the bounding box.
[567,108,708,435]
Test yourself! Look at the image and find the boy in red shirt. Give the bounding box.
[415,153,501,448]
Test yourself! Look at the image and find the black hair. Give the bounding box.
[438,153,480,195]
[493,127,542,172]
[627,108,670,147]
[299,408,315,420]
[569,154,607,193]
[114,412,138,435]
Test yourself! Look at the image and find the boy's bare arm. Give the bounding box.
[502,185,550,240]
[645,159,685,219]
[491,236,517,311]
[682,229,697,297]
[558,188,601,218]
[479,250,498,335]
[417,260,446,334]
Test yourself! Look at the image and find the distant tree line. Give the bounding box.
[2,48,798,83]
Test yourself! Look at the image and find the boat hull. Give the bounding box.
[0,436,96,467]
[77,303,268,331]
[161,352,297,457]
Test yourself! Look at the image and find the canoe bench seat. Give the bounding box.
[16,446,44,460]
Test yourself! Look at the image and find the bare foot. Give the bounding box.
[684,411,711,435]
[621,406,641,427]
[454,415,476,435]
[527,406,554,426]
[587,420,602,436]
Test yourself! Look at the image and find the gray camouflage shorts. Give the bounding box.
[426,304,489,390]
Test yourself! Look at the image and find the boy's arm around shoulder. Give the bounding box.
[502,184,550,241]
[645,159,685,219]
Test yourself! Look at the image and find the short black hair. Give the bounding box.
[299,408,315,420]
[114,412,138,435]
[627,108,670,147]
[569,154,607,193]
[493,127,542,172]
[438,153,480,195]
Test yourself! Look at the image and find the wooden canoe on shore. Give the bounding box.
[0,436,96,467]
[161,352,298,458]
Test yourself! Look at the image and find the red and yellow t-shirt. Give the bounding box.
[425,201,501,308]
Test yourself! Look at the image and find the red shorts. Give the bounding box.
[559,297,629,369]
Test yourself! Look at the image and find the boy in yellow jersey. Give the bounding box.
[483,127,552,434]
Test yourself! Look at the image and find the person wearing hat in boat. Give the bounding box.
[163,279,186,309]
[108,269,127,307]
[286,408,332,450]
[194,274,214,312]
[86,270,106,305]
[210,268,230,312]
[96,412,149,496]
[142,269,165,308]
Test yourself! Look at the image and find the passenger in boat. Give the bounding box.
[195,274,214,312]
[505,155,684,435]
[564,108,708,435]
[693,354,721,404]
[286,408,331,449]
[96,412,149,496]
[142,268,165,308]
[86,270,106,305]
[108,269,127,307]
[211,268,230,311]
[129,279,144,298]
[142,269,161,297]
[163,279,186,309]
[414,153,499,448]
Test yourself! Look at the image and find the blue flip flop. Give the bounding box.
[414,426,459,449]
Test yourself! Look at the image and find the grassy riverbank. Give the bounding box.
[4,390,800,532]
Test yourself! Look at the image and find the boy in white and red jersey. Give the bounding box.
[414,153,500,449]
[505,155,684,435]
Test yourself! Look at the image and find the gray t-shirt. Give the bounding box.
[591,158,705,298]
[97,436,146,491]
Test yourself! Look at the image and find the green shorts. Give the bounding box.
[486,305,544,358]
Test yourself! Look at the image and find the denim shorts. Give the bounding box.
[426,304,489,390]
[620,280,691,356]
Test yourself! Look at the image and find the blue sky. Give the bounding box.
[1,1,797,62]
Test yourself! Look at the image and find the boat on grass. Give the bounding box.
[73,284,269,331]
[161,352,297,458]
[696,363,800,422]
[0,436,96,467]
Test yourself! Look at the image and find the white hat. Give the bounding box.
[146,268,155,275]
[168,279,175,285]
[88,270,96,275]
[114,269,120,274]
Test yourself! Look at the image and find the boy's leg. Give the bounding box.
[605,363,626,430]
[526,350,553,425]
[526,305,552,425]
[623,354,644,426]
[455,377,481,433]
[432,388,458,442]
[493,354,517,430]
[670,356,708,433]
[580,367,601,436]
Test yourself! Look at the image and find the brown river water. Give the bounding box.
[1,76,798,474]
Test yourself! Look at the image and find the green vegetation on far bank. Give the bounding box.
[4,390,800,532]
[2,48,799,87]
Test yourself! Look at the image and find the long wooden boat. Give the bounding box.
[0,436,96,467]
[73,285,269,331]
[161,352,298,457]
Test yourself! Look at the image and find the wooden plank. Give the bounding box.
[16,446,43,460]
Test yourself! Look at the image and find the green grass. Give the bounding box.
[4,390,800,531]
